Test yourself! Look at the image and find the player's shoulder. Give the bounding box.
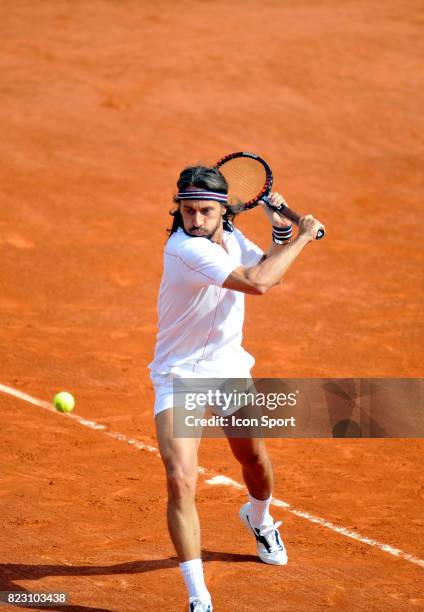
[230,226,247,245]
[231,226,244,238]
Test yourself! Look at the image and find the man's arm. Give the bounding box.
[223,215,323,295]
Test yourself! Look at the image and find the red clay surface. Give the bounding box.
[0,1,423,610]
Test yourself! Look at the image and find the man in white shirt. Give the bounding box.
[149,166,324,612]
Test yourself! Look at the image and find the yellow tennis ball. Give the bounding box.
[53,391,75,413]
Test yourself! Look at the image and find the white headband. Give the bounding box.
[177,191,227,204]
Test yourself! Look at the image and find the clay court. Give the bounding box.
[1,1,423,610]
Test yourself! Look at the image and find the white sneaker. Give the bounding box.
[189,597,213,612]
[239,502,288,565]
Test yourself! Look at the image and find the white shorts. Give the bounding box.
[152,373,184,417]
[151,370,253,417]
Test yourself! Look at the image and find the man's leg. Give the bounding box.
[228,436,287,565]
[155,408,212,607]
[155,407,201,559]
[227,436,273,500]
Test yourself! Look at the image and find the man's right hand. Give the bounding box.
[298,215,325,241]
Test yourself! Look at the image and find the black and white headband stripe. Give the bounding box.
[177,191,228,204]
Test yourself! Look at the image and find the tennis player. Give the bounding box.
[149,166,324,612]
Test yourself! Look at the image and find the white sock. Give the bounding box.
[179,558,210,602]
[248,493,273,528]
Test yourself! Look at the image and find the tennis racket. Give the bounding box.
[215,151,325,240]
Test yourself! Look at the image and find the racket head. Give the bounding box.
[215,152,273,213]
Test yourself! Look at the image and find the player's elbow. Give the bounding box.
[252,282,269,295]
[244,269,268,295]
[223,267,279,295]
[253,279,281,295]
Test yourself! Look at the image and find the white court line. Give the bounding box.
[1,382,423,569]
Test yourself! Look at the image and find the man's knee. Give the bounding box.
[163,458,198,502]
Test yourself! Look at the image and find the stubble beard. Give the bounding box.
[188,217,222,241]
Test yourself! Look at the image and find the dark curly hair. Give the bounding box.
[167,166,236,237]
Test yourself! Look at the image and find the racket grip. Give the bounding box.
[275,204,325,241]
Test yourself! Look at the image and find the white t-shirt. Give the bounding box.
[149,226,264,379]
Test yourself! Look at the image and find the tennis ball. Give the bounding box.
[53,391,75,413]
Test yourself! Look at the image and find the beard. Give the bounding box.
[185,218,222,240]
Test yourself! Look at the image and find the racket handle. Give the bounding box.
[273,203,325,241]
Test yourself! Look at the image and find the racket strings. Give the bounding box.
[219,158,267,205]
